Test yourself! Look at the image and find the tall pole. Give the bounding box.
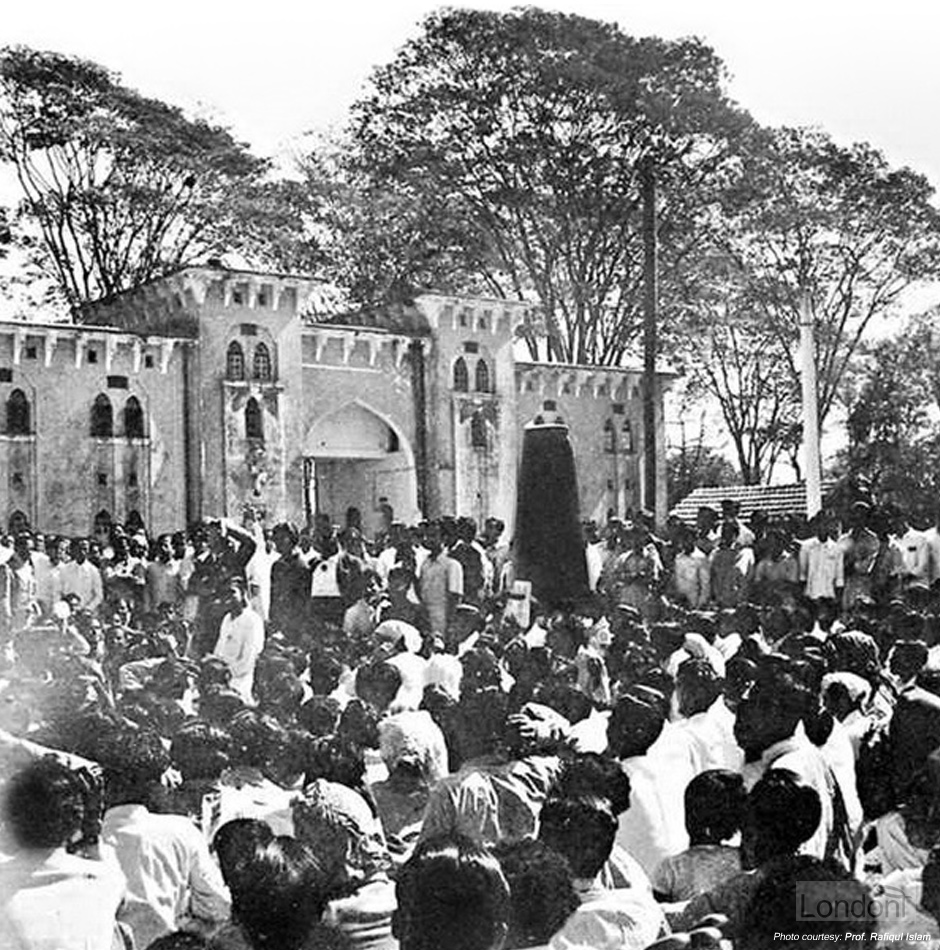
[642,159,658,520]
[799,291,822,518]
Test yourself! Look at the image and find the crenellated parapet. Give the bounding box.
[0,321,190,375]
[302,325,414,373]
[515,361,660,400]
[82,266,333,337]
[415,293,530,338]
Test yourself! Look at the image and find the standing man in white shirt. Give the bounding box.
[59,538,103,613]
[798,514,844,605]
[893,508,931,596]
[212,578,264,704]
[34,535,67,616]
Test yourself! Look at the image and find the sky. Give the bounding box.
[4,0,940,466]
[4,0,940,191]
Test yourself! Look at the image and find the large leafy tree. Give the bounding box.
[710,126,940,425]
[296,140,491,306]
[833,310,940,519]
[676,251,803,484]
[342,7,749,363]
[0,46,303,315]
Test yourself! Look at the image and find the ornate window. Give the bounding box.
[252,342,272,381]
[453,357,469,393]
[621,420,634,453]
[226,341,245,380]
[245,397,264,441]
[6,389,30,436]
[90,394,114,437]
[475,359,492,393]
[124,396,145,439]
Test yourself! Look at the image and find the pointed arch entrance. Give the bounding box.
[302,401,419,533]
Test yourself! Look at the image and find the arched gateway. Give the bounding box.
[302,400,419,535]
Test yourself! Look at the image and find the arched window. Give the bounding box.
[621,420,634,454]
[471,412,488,449]
[453,357,469,392]
[475,359,491,393]
[245,397,263,441]
[603,418,615,454]
[91,394,114,437]
[123,396,145,439]
[252,342,272,381]
[226,341,245,380]
[6,389,30,436]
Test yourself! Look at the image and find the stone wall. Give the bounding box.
[0,324,189,534]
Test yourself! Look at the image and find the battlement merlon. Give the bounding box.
[80,266,334,338]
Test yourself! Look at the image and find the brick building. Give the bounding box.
[0,266,674,536]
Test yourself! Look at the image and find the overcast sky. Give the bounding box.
[5,1,937,461]
[5,0,940,191]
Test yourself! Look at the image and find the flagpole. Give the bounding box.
[800,291,822,518]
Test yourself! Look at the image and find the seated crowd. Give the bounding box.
[3,497,940,950]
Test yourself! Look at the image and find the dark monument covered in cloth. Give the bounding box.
[513,405,590,608]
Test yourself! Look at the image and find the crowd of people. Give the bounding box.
[3,495,940,950]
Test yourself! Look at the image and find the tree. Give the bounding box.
[667,439,739,509]
[0,46,298,315]
[833,311,940,520]
[0,206,10,257]
[709,126,940,425]
[295,140,493,305]
[676,249,803,484]
[341,7,749,363]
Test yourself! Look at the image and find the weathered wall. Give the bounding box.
[0,325,189,534]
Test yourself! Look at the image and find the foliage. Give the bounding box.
[674,125,940,482]
[0,46,304,315]
[678,251,802,484]
[708,126,940,424]
[667,440,740,509]
[295,140,493,305]
[833,310,940,520]
[340,7,749,362]
[0,206,10,257]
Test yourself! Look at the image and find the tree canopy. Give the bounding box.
[674,125,940,482]
[709,126,940,423]
[833,309,940,519]
[342,7,750,363]
[0,46,307,315]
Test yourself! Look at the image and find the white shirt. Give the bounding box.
[59,560,104,612]
[585,542,605,592]
[213,606,265,702]
[743,729,836,862]
[673,550,710,607]
[896,527,931,587]
[924,526,940,585]
[0,848,126,950]
[101,804,230,950]
[676,697,744,774]
[550,879,667,950]
[32,553,63,611]
[311,554,341,598]
[384,653,429,712]
[798,537,844,600]
[245,524,276,621]
[616,722,693,876]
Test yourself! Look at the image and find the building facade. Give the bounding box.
[0,266,673,536]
